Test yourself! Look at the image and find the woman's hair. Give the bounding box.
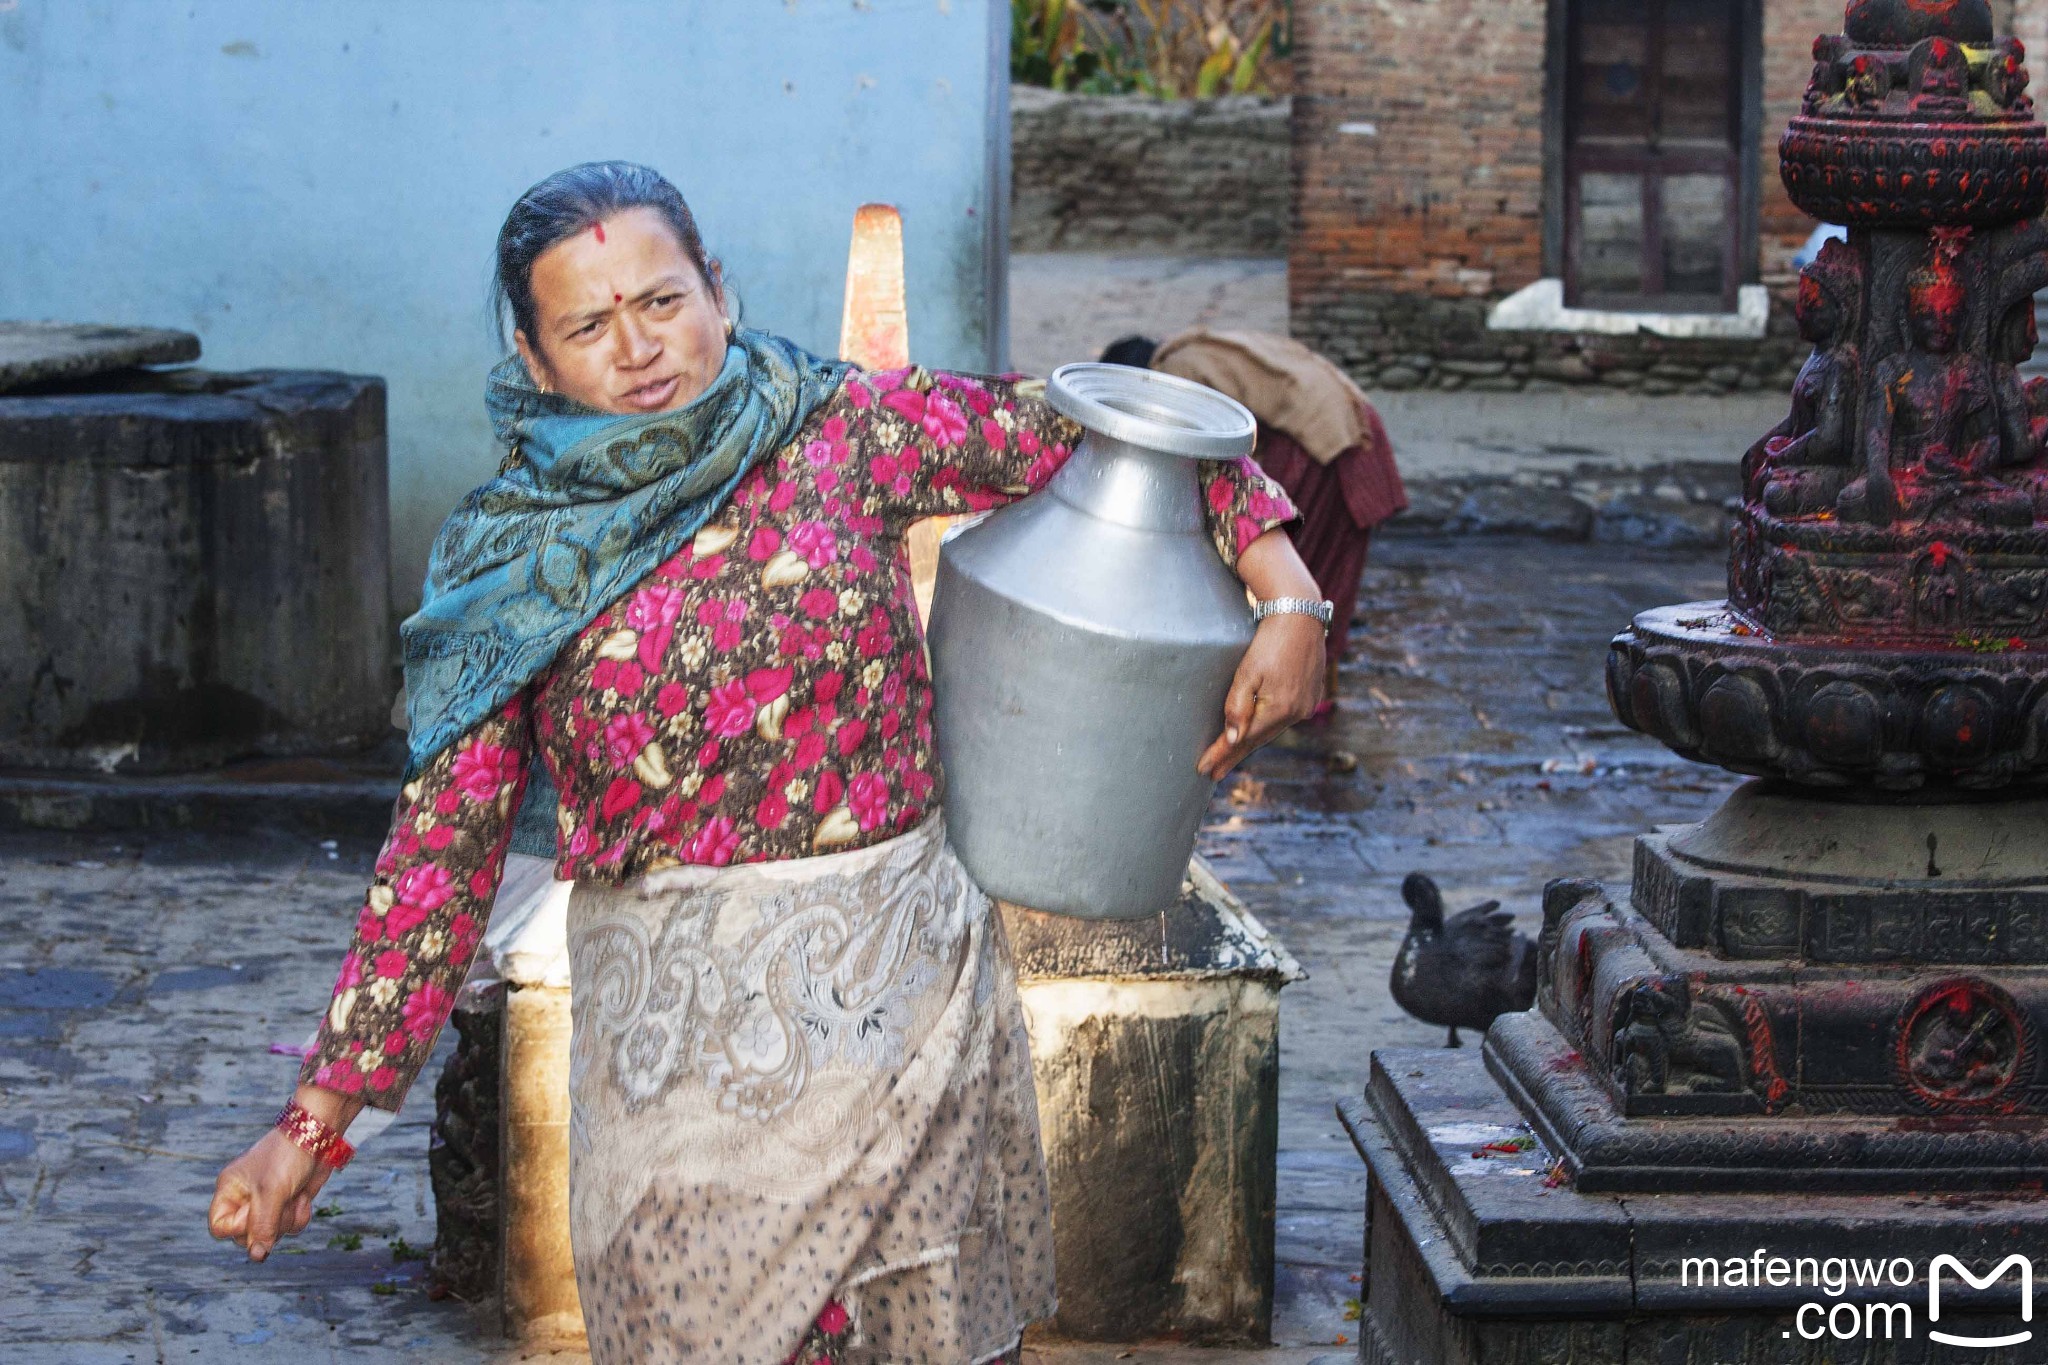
[1099,335,1159,369]
[493,160,720,349]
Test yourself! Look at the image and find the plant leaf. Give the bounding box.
[1230,20,1272,93]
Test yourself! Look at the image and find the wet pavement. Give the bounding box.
[0,534,1737,1361]
[1199,535,1739,1351]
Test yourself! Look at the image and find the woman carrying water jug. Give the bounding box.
[208,161,1327,1364]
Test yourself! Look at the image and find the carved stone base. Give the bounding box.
[1484,782,2048,1192]
[1486,1011,2048,1191]
[1608,602,2048,788]
[1344,1052,2043,1365]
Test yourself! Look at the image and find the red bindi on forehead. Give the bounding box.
[592,221,607,245]
[613,293,622,303]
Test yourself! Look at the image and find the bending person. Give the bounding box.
[1102,329,1406,716]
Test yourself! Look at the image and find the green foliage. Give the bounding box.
[1010,0,1107,91]
[1014,0,1282,98]
[327,1230,363,1251]
[388,1236,429,1264]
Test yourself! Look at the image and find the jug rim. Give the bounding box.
[1047,363,1257,461]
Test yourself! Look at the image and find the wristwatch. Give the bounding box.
[1252,596,1334,630]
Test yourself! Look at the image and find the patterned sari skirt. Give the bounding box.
[565,815,1055,1364]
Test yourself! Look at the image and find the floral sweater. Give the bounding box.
[302,367,1298,1111]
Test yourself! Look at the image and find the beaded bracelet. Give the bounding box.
[274,1098,356,1170]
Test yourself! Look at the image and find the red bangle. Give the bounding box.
[275,1098,356,1170]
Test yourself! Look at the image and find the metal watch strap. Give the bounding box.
[1252,596,1334,629]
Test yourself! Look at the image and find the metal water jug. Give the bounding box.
[928,362,1258,918]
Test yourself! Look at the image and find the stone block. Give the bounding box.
[500,983,583,1342]
[1437,359,1510,378]
[0,368,391,771]
[1003,858,1300,1344]
[1530,355,1596,383]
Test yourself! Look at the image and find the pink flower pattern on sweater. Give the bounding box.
[302,368,1296,1110]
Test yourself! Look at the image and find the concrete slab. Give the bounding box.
[0,321,199,391]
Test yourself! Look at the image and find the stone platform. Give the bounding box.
[1342,1051,2042,1365]
[1346,775,2048,1360]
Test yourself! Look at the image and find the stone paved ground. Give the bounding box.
[1216,536,1739,1353]
[0,534,1738,1361]
[1007,253,1287,379]
[1005,250,1782,552]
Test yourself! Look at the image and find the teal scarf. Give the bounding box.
[401,327,852,781]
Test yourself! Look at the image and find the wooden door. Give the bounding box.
[1565,0,1743,311]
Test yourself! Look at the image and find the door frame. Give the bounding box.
[1540,0,1762,312]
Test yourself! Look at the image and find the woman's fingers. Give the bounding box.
[284,1190,312,1237]
[1222,660,1260,747]
[207,1170,252,1244]
[245,1188,284,1262]
[1198,616,1328,779]
[210,1132,328,1261]
[1199,659,1266,778]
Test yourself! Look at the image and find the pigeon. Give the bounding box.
[1389,872,1538,1047]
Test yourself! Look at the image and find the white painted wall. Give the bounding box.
[0,0,1007,604]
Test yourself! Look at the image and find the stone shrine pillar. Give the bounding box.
[1347,3,2048,1359]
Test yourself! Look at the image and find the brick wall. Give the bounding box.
[1760,0,1853,284]
[1290,0,1846,392]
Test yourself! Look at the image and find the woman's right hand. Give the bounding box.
[208,1085,360,1261]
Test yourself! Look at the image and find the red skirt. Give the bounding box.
[1253,412,1406,662]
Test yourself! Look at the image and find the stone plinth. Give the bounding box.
[1495,792,2048,1185]
[0,367,391,771]
[1006,858,1301,1344]
[1349,788,2048,1359]
[1343,1052,2041,1365]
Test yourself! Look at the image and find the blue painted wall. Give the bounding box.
[0,0,1007,603]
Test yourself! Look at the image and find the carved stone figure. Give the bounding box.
[1746,238,1862,516]
[1609,975,1748,1099]
[1841,246,2032,526]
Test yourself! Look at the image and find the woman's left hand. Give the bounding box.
[1198,612,1327,780]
